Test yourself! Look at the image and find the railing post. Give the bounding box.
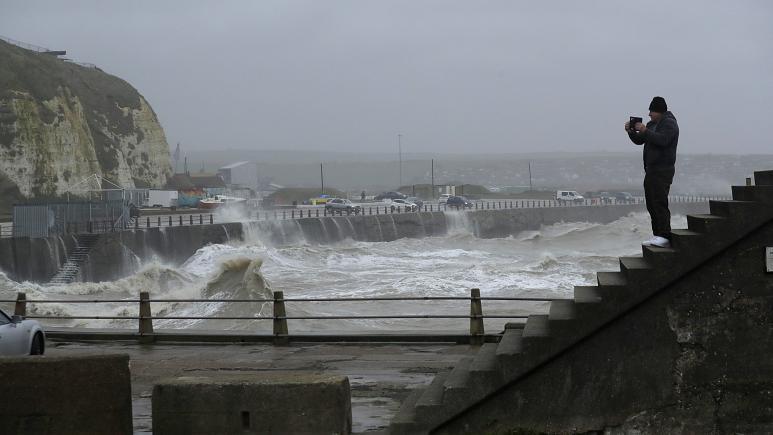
[469,288,484,345]
[273,291,289,345]
[189,215,193,225]
[14,292,26,316]
[200,214,203,224]
[138,291,154,343]
[179,215,183,226]
[209,214,214,224]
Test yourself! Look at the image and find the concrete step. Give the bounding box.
[574,286,603,304]
[467,343,503,396]
[469,343,499,374]
[754,170,773,185]
[619,257,652,279]
[548,299,576,320]
[388,386,425,434]
[415,372,449,410]
[443,357,474,391]
[669,229,701,251]
[708,200,758,217]
[641,245,676,266]
[522,314,550,338]
[439,357,475,417]
[686,214,727,233]
[597,271,627,288]
[732,185,773,203]
[496,327,524,357]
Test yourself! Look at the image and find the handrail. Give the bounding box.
[5,290,547,345]
[0,296,554,303]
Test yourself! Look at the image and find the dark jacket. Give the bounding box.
[628,111,679,171]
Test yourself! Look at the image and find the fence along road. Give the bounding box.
[2,289,553,344]
[0,195,725,238]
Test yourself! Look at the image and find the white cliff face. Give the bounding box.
[0,88,172,197]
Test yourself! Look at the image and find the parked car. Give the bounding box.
[613,192,635,203]
[390,198,418,212]
[556,190,584,202]
[0,308,45,356]
[438,194,452,205]
[406,197,424,210]
[589,191,615,204]
[325,198,362,213]
[446,196,474,208]
[374,191,406,201]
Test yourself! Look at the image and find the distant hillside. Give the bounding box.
[0,39,172,210]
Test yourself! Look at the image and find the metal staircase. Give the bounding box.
[48,234,100,285]
[389,170,773,434]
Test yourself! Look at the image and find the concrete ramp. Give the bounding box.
[390,170,773,434]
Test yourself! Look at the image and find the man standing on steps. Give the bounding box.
[625,96,679,248]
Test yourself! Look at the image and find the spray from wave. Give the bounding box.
[0,212,686,332]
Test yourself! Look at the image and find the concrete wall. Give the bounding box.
[0,233,76,282]
[0,354,133,435]
[0,202,708,283]
[152,373,351,434]
[435,218,773,433]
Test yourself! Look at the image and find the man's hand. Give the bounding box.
[635,122,647,133]
[624,121,631,131]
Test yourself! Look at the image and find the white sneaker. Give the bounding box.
[642,236,671,248]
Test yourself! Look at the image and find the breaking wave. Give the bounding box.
[0,212,686,332]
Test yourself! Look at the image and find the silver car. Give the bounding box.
[0,308,45,356]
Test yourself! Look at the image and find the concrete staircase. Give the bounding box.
[389,170,773,434]
[48,234,100,285]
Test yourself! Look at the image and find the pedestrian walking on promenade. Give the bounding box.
[625,96,679,248]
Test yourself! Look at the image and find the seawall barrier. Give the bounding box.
[0,202,708,283]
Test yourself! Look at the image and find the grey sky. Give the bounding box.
[1,1,771,154]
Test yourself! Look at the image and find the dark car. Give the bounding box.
[375,191,407,201]
[612,192,635,203]
[406,197,424,209]
[446,196,473,208]
[325,198,362,214]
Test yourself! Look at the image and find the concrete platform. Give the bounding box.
[46,340,473,434]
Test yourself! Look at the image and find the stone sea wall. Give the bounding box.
[0,202,708,283]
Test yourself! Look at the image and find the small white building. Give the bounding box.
[218,161,258,190]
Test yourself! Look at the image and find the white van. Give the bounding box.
[556,190,584,202]
[438,194,452,205]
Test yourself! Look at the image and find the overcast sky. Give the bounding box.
[1,1,771,155]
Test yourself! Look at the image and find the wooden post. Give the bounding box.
[139,291,154,342]
[14,292,26,316]
[469,288,484,345]
[273,291,289,345]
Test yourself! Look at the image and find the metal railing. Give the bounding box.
[0,194,726,238]
[3,289,554,344]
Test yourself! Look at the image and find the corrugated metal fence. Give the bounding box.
[12,200,129,238]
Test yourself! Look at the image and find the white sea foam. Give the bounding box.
[0,212,687,332]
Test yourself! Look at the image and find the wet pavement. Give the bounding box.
[47,340,473,434]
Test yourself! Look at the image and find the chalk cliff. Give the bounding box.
[0,39,172,205]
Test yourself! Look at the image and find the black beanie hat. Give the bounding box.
[649,96,667,113]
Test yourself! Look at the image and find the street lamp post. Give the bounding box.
[398,134,403,188]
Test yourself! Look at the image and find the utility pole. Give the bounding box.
[431,159,435,199]
[320,163,324,196]
[398,134,403,188]
[528,161,533,191]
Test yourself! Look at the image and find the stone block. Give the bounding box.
[152,373,352,435]
[0,354,133,435]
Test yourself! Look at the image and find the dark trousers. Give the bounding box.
[644,168,675,239]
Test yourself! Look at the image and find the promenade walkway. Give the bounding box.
[46,340,471,434]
